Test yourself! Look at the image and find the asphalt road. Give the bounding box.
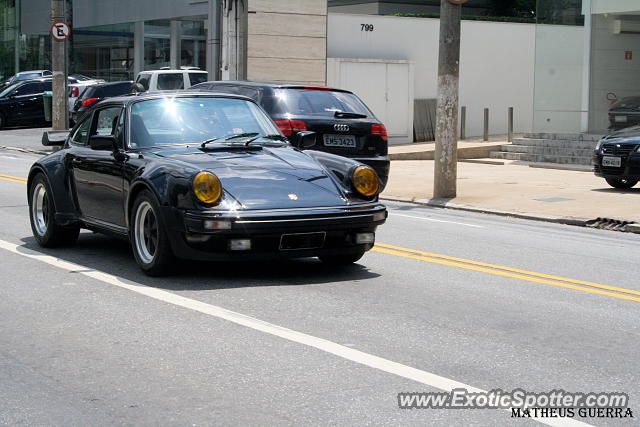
[1,149,639,426]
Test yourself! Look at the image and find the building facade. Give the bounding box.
[535,0,640,134]
[0,0,327,85]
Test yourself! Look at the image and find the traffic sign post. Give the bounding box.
[50,0,69,131]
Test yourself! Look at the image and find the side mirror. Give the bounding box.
[292,131,317,149]
[89,135,117,151]
[42,130,69,146]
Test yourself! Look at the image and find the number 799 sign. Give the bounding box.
[50,21,71,41]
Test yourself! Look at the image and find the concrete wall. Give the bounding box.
[246,0,327,85]
[327,13,535,138]
[532,24,586,133]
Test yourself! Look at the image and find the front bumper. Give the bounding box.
[161,202,387,261]
[592,152,640,179]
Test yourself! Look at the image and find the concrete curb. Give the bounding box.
[380,195,624,229]
[0,145,49,156]
[627,224,640,234]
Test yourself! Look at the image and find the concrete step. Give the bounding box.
[490,151,593,165]
[524,133,603,142]
[511,138,598,150]
[501,145,595,157]
[490,151,528,161]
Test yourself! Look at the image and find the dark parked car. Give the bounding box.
[190,81,390,187]
[593,127,640,189]
[71,81,135,123]
[608,97,640,130]
[30,92,387,275]
[0,78,53,129]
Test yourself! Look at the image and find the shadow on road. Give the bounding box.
[590,187,640,194]
[18,232,381,291]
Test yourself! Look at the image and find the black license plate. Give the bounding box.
[279,232,326,250]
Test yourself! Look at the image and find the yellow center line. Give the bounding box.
[0,175,27,184]
[376,243,640,297]
[373,245,640,304]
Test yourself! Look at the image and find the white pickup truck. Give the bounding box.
[134,69,208,92]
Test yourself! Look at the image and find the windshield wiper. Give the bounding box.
[245,134,289,145]
[334,110,367,119]
[200,132,260,148]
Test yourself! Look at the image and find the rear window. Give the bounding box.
[188,72,208,86]
[266,89,372,117]
[157,73,184,90]
[100,82,133,98]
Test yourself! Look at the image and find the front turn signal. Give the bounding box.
[193,171,222,205]
[352,165,380,197]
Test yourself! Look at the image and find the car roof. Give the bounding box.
[99,91,253,105]
[195,80,353,93]
[16,70,48,75]
[138,69,207,74]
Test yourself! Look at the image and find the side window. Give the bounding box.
[157,74,184,90]
[14,83,43,96]
[71,117,92,145]
[92,107,123,140]
[188,72,208,86]
[136,74,151,91]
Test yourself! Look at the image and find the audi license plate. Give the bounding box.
[280,232,326,250]
[323,134,356,148]
[602,156,622,167]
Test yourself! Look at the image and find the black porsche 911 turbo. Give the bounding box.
[28,92,387,275]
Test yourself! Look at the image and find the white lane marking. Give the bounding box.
[0,239,589,427]
[390,213,484,228]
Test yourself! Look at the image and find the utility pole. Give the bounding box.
[433,0,465,198]
[51,0,69,130]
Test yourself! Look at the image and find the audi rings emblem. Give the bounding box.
[334,124,350,132]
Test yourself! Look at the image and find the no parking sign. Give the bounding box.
[50,21,71,41]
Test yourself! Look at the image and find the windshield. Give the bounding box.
[129,96,281,149]
[265,89,373,117]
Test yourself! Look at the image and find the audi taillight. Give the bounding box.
[274,119,307,136]
[69,87,79,97]
[82,97,100,107]
[371,124,388,141]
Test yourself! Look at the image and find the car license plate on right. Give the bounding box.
[614,115,628,123]
[323,134,356,148]
[602,156,622,167]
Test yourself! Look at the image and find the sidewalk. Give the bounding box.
[382,160,640,226]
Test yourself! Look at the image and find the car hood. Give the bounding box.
[152,146,347,209]
[602,126,640,143]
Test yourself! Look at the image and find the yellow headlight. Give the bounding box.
[193,171,222,204]
[352,165,379,197]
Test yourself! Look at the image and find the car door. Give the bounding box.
[12,82,44,122]
[70,105,127,229]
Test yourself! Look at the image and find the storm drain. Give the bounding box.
[585,218,635,232]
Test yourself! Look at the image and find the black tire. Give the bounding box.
[130,190,175,276]
[0,112,6,130]
[605,177,638,189]
[319,251,365,265]
[28,173,80,247]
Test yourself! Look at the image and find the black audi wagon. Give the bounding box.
[190,81,390,187]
